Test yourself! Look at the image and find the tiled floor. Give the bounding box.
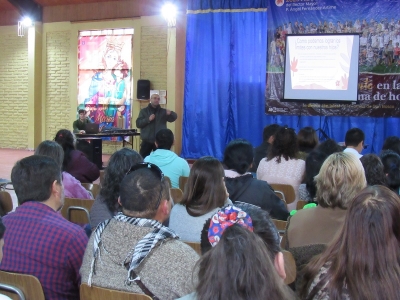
[0,148,110,210]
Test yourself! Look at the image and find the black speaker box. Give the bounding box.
[76,138,103,170]
[137,79,151,100]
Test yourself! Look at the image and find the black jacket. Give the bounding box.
[225,174,289,221]
[250,141,270,172]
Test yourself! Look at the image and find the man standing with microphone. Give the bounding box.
[136,93,177,158]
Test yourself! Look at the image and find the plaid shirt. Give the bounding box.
[1,201,88,300]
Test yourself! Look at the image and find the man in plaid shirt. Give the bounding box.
[0,155,88,299]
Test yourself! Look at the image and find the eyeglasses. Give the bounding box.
[126,163,165,209]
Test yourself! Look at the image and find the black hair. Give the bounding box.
[155,129,174,150]
[78,109,86,114]
[54,129,75,170]
[360,154,387,186]
[223,139,254,174]
[263,124,281,142]
[345,128,365,147]
[34,140,64,170]
[315,139,343,157]
[268,126,298,162]
[11,155,62,205]
[380,150,400,193]
[305,151,328,200]
[382,136,400,156]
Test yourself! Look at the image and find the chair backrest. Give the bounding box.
[164,176,172,188]
[282,250,296,285]
[60,198,94,224]
[170,188,183,204]
[178,176,188,192]
[81,183,100,199]
[270,184,296,205]
[272,219,287,234]
[0,270,45,300]
[0,191,13,216]
[80,283,152,300]
[0,283,25,300]
[273,190,287,208]
[296,200,308,210]
[184,241,202,256]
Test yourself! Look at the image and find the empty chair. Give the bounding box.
[0,270,45,300]
[80,283,152,300]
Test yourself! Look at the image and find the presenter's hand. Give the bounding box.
[149,114,156,122]
[79,130,86,134]
[166,109,171,115]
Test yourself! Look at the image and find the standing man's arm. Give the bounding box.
[136,108,154,129]
[165,109,178,122]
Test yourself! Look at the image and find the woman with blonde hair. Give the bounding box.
[301,185,400,300]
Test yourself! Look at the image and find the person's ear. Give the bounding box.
[274,252,286,280]
[117,197,122,206]
[155,141,159,148]
[160,199,171,216]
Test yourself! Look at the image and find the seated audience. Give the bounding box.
[80,162,199,299]
[297,127,319,160]
[223,139,289,220]
[1,155,88,299]
[300,185,400,300]
[284,153,366,289]
[380,150,400,194]
[250,124,280,172]
[382,135,400,155]
[343,127,365,158]
[298,151,328,203]
[178,206,293,300]
[257,126,305,210]
[169,156,230,242]
[144,129,190,188]
[360,153,387,186]
[54,129,100,183]
[315,139,343,156]
[90,148,142,229]
[35,140,92,199]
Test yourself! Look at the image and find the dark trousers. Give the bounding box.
[139,140,156,158]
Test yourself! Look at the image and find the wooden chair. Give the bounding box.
[0,191,13,216]
[164,176,172,188]
[81,183,100,199]
[80,283,152,300]
[272,218,287,239]
[273,190,287,208]
[178,176,188,192]
[270,184,296,208]
[0,270,45,300]
[296,200,308,210]
[60,197,94,224]
[184,241,202,255]
[282,250,296,285]
[170,188,183,204]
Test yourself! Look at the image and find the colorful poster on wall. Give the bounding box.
[266,0,400,117]
[78,34,132,137]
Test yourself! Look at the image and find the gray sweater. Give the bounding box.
[80,219,199,300]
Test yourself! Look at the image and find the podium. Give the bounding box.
[76,137,102,170]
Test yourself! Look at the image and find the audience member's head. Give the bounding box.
[0,218,5,263]
[382,136,400,156]
[196,214,292,299]
[155,129,174,150]
[315,152,366,209]
[360,154,387,186]
[380,150,400,193]
[100,148,143,213]
[200,203,285,279]
[344,128,365,153]
[301,185,400,300]
[35,140,64,170]
[11,155,63,209]
[181,156,227,217]
[119,162,170,222]
[262,124,280,143]
[297,127,319,152]
[223,139,253,174]
[268,126,298,162]
[315,139,343,156]
[304,151,328,200]
[54,129,76,170]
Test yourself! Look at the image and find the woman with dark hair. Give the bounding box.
[257,126,305,210]
[382,135,400,155]
[380,150,400,194]
[297,127,319,160]
[89,148,143,229]
[169,156,230,242]
[35,140,92,200]
[360,154,387,186]
[223,139,289,220]
[178,206,293,300]
[298,151,328,202]
[301,185,400,300]
[315,139,343,157]
[54,129,100,183]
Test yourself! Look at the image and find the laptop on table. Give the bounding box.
[84,123,99,134]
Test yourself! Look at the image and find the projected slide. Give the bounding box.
[283,34,360,102]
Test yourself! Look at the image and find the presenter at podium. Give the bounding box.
[73,109,93,134]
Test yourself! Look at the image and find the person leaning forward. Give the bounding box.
[136,94,177,158]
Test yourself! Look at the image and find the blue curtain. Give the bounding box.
[182,0,400,159]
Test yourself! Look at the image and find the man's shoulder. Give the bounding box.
[154,238,199,264]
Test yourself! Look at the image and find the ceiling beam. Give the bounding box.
[7,0,42,22]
